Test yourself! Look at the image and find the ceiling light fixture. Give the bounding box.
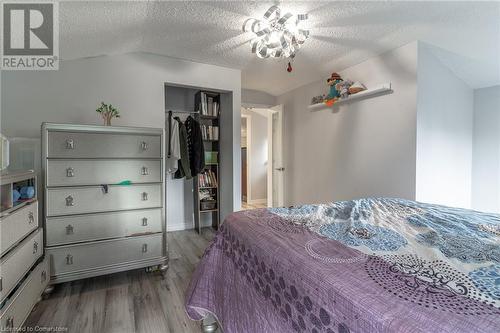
[243,5,309,64]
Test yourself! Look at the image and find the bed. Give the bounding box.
[185,198,500,333]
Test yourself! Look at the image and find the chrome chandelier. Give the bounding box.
[243,5,309,60]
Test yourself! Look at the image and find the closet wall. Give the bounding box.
[1,52,242,223]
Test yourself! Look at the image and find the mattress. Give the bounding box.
[185,198,500,333]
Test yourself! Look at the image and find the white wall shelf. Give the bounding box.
[308,82,393,111]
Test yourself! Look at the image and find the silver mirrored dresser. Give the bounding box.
[42,123,167,285]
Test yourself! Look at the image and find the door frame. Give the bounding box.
[267,105,284,207]
[241,113,252,203]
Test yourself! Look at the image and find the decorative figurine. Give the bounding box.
[336,80,353,99]
[349,81,366,94]
[96,102,120,126]
[324,72,343,106]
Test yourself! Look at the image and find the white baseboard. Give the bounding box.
[167,221,193,232]
[249,198,267,204]
[167,219,213,232]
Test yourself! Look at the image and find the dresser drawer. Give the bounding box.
[46,208,163,246]
[47,131,162,159]
[46,184,162,217]
[0,202,38,257]
[0,229,43,304]
[47,234,163,276]
[46,159,162,186]
[0,258,49,331]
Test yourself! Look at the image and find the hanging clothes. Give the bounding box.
[185,115,205,177]
[174,117,192,179]
[166,114,180,174]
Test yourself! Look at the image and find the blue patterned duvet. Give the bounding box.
[270,198,500,304]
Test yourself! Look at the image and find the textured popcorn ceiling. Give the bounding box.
[60,1,500,95]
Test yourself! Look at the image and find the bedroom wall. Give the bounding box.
[472,85,500,213]
[241,108,268,202]
[1,52,242,226]
[242,89,277,108]
[276,42,418,205]
[416,43,474,209]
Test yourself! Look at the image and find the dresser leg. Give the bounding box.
[42,284,55,299]
[159,262,169,276]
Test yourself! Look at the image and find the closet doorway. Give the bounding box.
[241,105,284,210]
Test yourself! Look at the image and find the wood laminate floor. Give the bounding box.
[25,229,216,333]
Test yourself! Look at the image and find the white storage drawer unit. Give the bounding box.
[0,201,38,256]
[45,208,162,246]
[0,230,43,304]
[0,258,49,331]
[46,159,162,186]
[42,123,167,284]
[0,170,45,331]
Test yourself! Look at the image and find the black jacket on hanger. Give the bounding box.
[173,117,192,180]
[185,116,205,177]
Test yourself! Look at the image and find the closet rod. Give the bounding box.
[167,109,199,114]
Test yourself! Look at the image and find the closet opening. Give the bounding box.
[164,83,233,233]
[241,105,284,210]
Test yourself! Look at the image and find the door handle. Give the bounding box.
[275,167,285,171]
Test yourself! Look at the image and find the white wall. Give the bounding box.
[1,52,241,226]
[242,108,268,201]
[277,42,418,205]
[472,85,500,213]
[416,43,474,208]
[242,89,277,108]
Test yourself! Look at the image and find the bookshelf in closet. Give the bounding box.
[194,90,220,233]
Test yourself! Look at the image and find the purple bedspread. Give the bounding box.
[185,199,500,333]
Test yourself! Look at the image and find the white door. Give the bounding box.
[268,105,284,207]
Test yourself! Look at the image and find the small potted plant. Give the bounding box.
[96,102,120,126]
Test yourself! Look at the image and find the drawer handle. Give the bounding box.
[0,277,2,291]
[66,254,73,265]
[66,139,74,149]
[142,244,148,253]
[33,241,38,254]
[141,166,149,175]
[28,211,34,224]
[140,141,148,151]
[66,224,74,235]
[6,317,14,329]
[142,217,148,226]
[41,270,47,283]
[66,195,74,206]
[66,167,75,177]
[141,192,148,201]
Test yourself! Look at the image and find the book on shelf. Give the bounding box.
[197,91,219,117]
[198,169,218,188]
[201,125,219,140]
